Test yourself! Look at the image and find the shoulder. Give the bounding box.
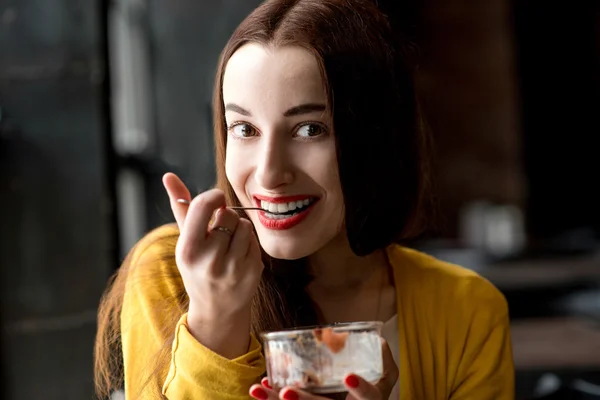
[387,245,508,322]
[129,223,180,264]
[123,223,182,293]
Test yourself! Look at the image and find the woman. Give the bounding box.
[95,0,515,399]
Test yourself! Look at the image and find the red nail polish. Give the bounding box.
[282,389,299,400]
[250,387,268,400]
[261,377,272,389]
[345,374,360,388]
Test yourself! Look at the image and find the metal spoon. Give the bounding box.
[176,198,264,211]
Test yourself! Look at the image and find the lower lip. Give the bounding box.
[257,202,317,230]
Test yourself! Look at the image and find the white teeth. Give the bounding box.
[258,197,316,218]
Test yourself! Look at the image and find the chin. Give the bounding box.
[248,201,345,259]
[259,239,313,260]
[256,227,342,260]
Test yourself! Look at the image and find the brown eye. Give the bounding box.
[295,123,324,138]
[230,123,257,138]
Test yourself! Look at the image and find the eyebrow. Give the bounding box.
[224,103,252,116]
[283,103,326,117]
[224,102,326,117]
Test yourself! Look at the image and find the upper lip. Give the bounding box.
[254,194,318,204]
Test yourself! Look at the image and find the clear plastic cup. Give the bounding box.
[261,321,383,394]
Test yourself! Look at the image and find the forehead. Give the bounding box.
[222,43,326,107]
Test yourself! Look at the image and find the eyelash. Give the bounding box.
[226,121,329,140]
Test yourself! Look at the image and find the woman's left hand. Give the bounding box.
[249,339,398,400]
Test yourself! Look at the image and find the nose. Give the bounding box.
[254,135,294,190]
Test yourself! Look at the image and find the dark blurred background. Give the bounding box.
[1,0,599,399]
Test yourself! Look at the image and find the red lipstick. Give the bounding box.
[254,194,318,230]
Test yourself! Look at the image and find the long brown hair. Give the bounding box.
[95,0,430,398]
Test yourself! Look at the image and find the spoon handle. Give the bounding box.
[176,198,263,211]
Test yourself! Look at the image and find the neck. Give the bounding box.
[307,234,389,290]
[305,233,395,323]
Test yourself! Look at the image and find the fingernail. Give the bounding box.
[282,389,299,400]
[345,374,360,389]
[261,377,272,389]
[250,387,268,399]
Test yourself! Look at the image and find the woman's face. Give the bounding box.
[223,43,344,260]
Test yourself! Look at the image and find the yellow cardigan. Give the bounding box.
[120,224,514,399]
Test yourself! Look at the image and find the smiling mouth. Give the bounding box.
[257,197,318,219]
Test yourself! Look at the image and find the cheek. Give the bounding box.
[323,166,342,200]
[225,143,247,191]
[304,144,341,195]
[316,147,344,219]
[224,146,235,183]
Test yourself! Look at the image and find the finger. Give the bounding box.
[279,387,324,400]
[378,338,399,392]
[343,374,379,400]
[343,339,398,400]
[245,229,264,277]
[207,207,240,255]
[178,189,227,261]
[261,377,272,390]
[162,172,191,229]
[249,383,278,400]
[247,227,261,259]
[227,218,252,261]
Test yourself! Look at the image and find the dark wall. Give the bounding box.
[0,0,115,398]
[141,0,262,230]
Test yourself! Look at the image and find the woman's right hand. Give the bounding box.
[163,172,264,358]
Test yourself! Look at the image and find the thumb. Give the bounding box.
[376,338,398,396]
[343,339,398,400]
[163,172,191,229]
